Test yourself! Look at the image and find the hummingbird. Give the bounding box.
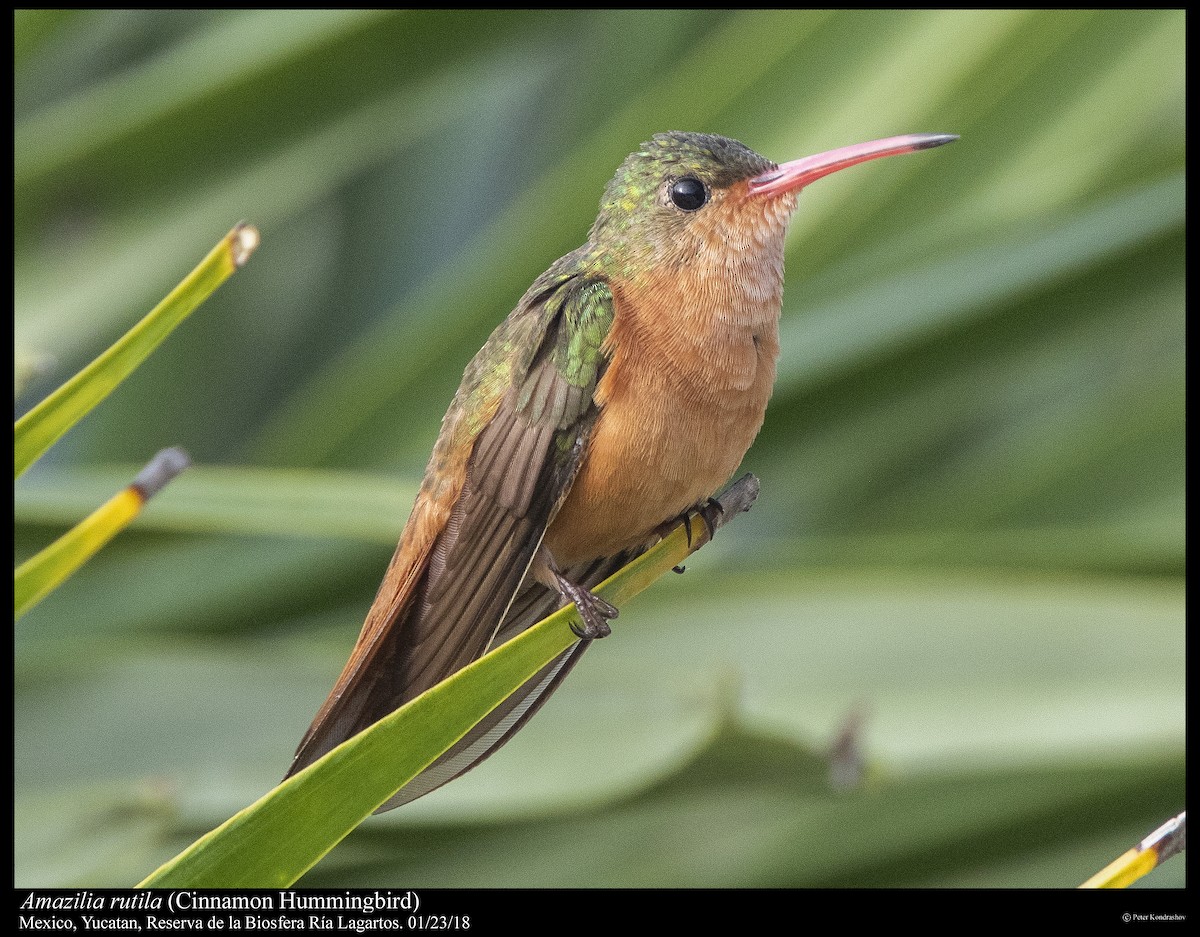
[286,130,957,809]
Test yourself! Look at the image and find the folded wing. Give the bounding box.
[286,268,620,809]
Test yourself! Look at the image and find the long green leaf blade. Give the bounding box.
[14,447,190,619]
[136,476,758,887]
[14,224,257,479]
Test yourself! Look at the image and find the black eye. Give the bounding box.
[669,177,708,211]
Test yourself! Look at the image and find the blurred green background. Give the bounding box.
[14,10,1184,888]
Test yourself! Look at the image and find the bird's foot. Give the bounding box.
[552,569,618,640]
[650,497,726,551]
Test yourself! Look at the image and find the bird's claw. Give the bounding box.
[556,573,618,640]
[570,617,613,641]
[698,497,725,541]
[683,497,725,547]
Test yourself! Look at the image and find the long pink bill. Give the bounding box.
[748,132,958,197]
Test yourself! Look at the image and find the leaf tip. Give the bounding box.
[130,446,192,501]
[230,223,261,268]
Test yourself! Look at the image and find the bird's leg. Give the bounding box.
[532,547,618,640]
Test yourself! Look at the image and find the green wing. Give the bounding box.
[288,267,618,804]
[398,274,614,693]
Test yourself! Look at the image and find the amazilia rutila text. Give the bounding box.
[287,130,958,809]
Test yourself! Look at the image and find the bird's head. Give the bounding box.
[590,130,956,279]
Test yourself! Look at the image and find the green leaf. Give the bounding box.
[15,463,416,543]
[138,616,575,886]
[14,11,389,189]
[136,481,756,887]
[297,727,1183,889]
[604,568,1184,770]
[15,448,191,619]
[14,225,257,479]
[776,173,1184,393]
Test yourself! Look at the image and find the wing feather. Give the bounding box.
[286,267,618,802]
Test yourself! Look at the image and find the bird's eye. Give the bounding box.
[669,177,708,211]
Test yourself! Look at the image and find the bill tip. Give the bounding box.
[914,133,960,150]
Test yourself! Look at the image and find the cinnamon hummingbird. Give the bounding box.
[287,130,957,809]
